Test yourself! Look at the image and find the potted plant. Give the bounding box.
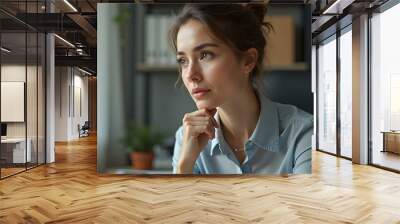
[123,122,165,170]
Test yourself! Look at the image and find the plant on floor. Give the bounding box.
[123,122,165,170]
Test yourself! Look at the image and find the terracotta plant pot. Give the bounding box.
[130,151,154,170]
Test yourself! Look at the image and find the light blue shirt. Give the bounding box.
[172,91,313,174]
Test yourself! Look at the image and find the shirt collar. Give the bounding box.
[209,90,280,156]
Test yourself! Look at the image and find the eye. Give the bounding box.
[200,51,214,60]
[176,57,188,67]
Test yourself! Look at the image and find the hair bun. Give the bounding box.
[246,3,268,24]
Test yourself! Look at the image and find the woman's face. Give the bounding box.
[176,19,251,110]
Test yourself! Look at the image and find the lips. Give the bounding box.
[191,88,210,94]
[191,88,210,99]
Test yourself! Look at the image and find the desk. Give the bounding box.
[1,138,32,163]
[381,131,400,154]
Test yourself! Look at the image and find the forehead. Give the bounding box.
[176,19,221,52]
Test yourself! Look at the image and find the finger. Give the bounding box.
[182,112,207,125]
[184,109,219,128]
[185,120,211,126]
[196,122,215,139]
[204,128,214,139]
[187,120,216,139]
[191,125,213,139]
[192,108,211,117]
[207,124,216,139]
[183,119,211,129]
[205,109,219,128]
[190,108,217,118]
[184,116,210,122]
[200,120,214,138]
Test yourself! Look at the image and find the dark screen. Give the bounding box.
[1,123,7,137]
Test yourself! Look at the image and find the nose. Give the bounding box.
[185,60,202,83]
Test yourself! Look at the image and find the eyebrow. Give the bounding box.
[177,43,219,55]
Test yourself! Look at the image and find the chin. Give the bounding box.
[195,100,219,110]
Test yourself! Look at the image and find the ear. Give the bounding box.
[242,48,258,76]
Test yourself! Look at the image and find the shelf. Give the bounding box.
[136,62,309,73]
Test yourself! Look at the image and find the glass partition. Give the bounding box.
[0,1,46,179]
[317,35,337,155]
[27,30,38,169]
[371,3,400,171]
[38,32,45,165]
[1,30,28,177]
[339,28,352,158]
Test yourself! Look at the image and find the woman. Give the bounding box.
[169,3,313,174]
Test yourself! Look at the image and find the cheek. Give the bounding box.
[204,59,243,88]
[181,73,190,89]
[203,59,229,81]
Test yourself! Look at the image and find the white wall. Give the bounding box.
[72,72,89,138]
[1,65,26,141]
[55,67,89,141]
[55,66,69,141]
[1,65,36,138]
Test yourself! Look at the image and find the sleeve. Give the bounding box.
[172,126,201,174]
[292,117,313,174]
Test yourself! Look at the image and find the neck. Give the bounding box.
[218,86,260,148]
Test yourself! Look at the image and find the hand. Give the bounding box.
[177,108,219,173]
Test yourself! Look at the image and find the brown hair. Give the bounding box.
[169,3,272,90]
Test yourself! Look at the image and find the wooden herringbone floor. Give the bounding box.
[1,135,400,224]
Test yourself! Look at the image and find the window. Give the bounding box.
[317,35,337,154]
[339,28,352,158]
[371,2,400,171]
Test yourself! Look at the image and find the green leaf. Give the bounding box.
[122,122,166,152]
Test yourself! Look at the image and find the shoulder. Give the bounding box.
[274,102,313,162]
[274,102,313,134]
[273,102,313,157]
